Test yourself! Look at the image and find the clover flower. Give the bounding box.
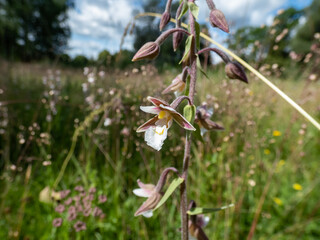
[73,221,86,232]
[55,204,65,213]
[137,97,195,151]
[98,194,107,203]
[52,218,63,227]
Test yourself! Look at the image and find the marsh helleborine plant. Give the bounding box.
[132,0,248,239]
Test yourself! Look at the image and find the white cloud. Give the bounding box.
[198,0,286,27]
[196,0,287,63]
[67,0,289,59]
[67,0,138,58]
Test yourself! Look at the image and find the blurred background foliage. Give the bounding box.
[0,0,320,239]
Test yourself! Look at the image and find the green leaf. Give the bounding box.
[196,55,209,79]
[187,204,234,215]
[154,177,184,210]
[183,104,196,123]
[179,35,193,64]
[195,21,200,49]
[193,124,204,142]
[178,1,188,20]
[184,75,190,96]
[188,2,199,19]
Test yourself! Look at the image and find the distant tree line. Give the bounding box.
[226,0,320,73]
[0,0,319,72]
[0,0,73,61]
[58,49,134,69]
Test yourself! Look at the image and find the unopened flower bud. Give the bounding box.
[173,31,184,52]
[160,12,171,31]
[132,42,160,61]
[225,61,248,83]
[209,9,229,33]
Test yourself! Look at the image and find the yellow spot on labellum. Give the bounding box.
[155,128,165,135]
[158,111,166,119]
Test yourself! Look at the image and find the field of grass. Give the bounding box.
[0,60,319,239]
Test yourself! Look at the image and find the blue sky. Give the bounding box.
[66,0,312,59]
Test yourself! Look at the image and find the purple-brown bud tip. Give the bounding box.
[132,42,160,62]
[160,12,171,31]
[225,61,248,83]
[209,9,229,33]
[173,31,184,52]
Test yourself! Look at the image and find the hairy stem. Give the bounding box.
[180,133,191,240]
[198,47,230,63]
[170,96,192,109]
[155,167,180,192]
[155,28,190,45]
[181,4,197,240]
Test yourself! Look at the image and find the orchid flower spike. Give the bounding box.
[195,102,224,136]
[137,96,195,151]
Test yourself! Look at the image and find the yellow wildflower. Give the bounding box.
[278,160,285,167]
[275,160,286,173]
[264,149,271,155]
[293,183,302,191]
[273,197,283,206]
[273,130,281,137]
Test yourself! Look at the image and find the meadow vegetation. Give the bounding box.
[0,60,319,239]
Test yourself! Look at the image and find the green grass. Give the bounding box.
[0,62,319,239]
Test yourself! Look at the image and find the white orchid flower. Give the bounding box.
[137,96,195,151]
